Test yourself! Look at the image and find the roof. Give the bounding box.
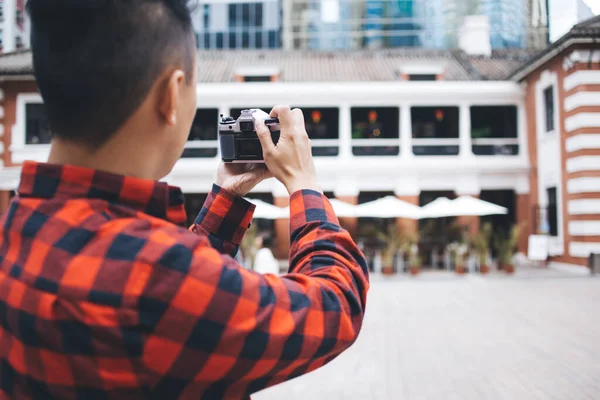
[509,15,600,81]
[0,47,537,82]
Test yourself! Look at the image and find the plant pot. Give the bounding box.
[505,264,515,274]
[382,266,394,275]
[480,265,490,274]
[410,267,420,276]
[455,265,467,275]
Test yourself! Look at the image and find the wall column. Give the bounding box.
[459,103,473,159]
[395,195,419,235]
[336,195,359,237]
[0,191,10,214]
[456,193,480,237]
[339,103,352,160]
[516,192,530,254]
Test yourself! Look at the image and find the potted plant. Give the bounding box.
[447,242,468,274]
[472,223,493,274]
[408,244,422,276]
[494,225,520,274]
[378,224,404,275]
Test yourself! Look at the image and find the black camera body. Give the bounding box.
[218,109,280,163]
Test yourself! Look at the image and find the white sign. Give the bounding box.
[528,235,549,261]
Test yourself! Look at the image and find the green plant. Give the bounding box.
[494,225,521,265]
[472,222,493,265]
[377,224,404,268]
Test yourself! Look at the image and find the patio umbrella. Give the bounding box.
[448,196,508,216]
[420,197,454,219]
[354,196,422,219]
[246,199,287,219]
[281,198,358,218]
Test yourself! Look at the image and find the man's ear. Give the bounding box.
[159,69,186,126]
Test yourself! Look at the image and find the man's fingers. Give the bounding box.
[270,105,293,132]
[254,117,276,155]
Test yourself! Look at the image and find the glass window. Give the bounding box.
[229,3,263,28]
[351,107,399,156]
[470,105,519,156]
[409,74,437,81]
[182,109,219,158]
[243,76,271,82]
[298,107,339,157]
[25,103,52,145]
[544,86,554,132]
[411,107,459,139]
[188,109,219,141]
[471,106,517,138]
[547,187,558,236]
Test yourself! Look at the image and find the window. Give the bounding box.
[298,107,339,156]
[547,187,558,236]
[351,107,400,156]
[228,3,263,28]
[411,106,459,156]
[25,104,52,144]
[470,106,519,156]
[243,76,272,82]
[544,86,554,132]
[183,109,219,158]
[408,74,437,81]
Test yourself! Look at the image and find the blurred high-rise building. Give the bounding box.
[192,0,550,50]
[0,0,30,53]
[548,0,594,42]
[192,0,282,50]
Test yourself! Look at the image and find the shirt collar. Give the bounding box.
[17,161,187,226]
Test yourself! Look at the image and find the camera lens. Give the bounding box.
[240,121,254,132]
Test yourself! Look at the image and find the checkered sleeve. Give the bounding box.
[145,190,369,398]
[189,184,255,257]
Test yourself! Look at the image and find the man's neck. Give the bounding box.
[47,138,160,181]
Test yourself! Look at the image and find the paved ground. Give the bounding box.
[255,270,600,400]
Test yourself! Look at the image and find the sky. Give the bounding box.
[583,0,600,14]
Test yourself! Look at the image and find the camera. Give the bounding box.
[218,109,280,163]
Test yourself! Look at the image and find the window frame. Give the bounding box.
[543,86,555,133]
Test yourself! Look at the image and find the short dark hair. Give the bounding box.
[27,0,196,148]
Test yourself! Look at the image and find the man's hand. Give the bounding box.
[216,163,273,197]
[255,106,321,195]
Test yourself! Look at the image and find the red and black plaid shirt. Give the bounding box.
[0,161,369,399]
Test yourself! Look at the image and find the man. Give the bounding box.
[0,1,369,399]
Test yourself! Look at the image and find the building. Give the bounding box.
[510,16,600,268]
[192,0,282,50]
[548,0,595,42]
[282,0,548,50]
[192,0,548,51]
[0,0,29,53]
[0,14,597,269]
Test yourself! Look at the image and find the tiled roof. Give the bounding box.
[0,48,538,82]
[195,49,538,82]
[509,15,600,80]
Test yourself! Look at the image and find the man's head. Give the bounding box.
[27,0,197,178]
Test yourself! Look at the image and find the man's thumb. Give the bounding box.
[255,118,275,154]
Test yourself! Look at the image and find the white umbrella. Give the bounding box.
[246,199,286,219]
[354,196,421,219]
[448,196,508,216]
[420,197,454,218]
[281,198,358,218]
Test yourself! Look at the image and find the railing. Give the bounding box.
[180,138,520,158]
[412,138,459,156]
[310,139,340,157]
[351,138,400,156]
[472,138,519,156]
